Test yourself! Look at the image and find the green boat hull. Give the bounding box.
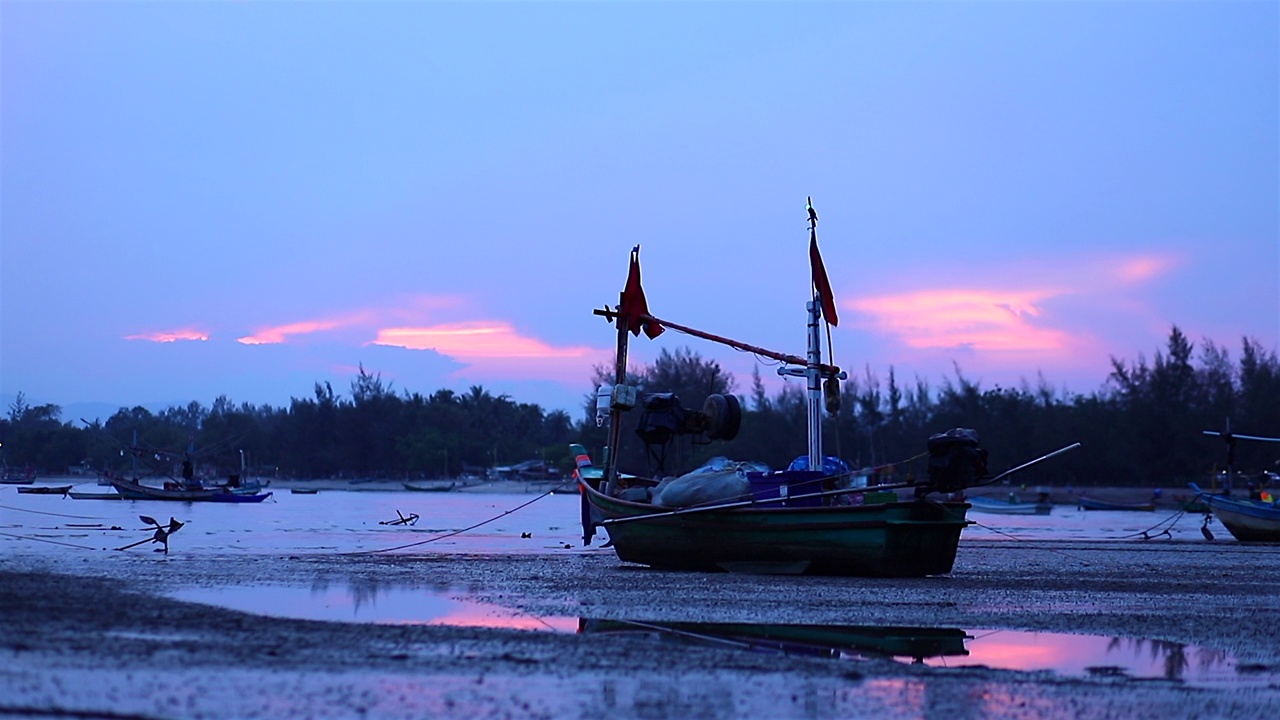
[584,483,970,577]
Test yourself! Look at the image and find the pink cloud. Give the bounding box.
[238,318,353,345]
[851,289,1073,352]
[1109,254,1181,285]
[373,323,593,359]
[123,328,209,343]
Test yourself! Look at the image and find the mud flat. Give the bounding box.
[2,539,1279,719]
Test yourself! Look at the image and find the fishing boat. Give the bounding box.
[16,484,72,496]
[110,477,273,503]
[1076,496,1156,512]
[1,465,36,484]
[968,494,1053,515]
[577,205,999,577]
[290,487,320,495]
[1189,483,1280,541]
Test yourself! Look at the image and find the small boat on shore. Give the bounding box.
[16,485,72,496]
[968,494,1053,515]
[1076,496,1155,512]
[1190,483,1280,541]
[578,214,990,577]
[290,487,320,495]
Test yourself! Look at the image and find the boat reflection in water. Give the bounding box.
[579,619,970,664]
[580,619,1259,687]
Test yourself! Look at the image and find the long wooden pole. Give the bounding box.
[592,308,841,378]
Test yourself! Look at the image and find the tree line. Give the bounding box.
[2,327,1277,488]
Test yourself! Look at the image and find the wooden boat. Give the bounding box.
[16,484,72,495]
[1076,496,1155,512]
[110,477,273,503]
[290,487,320,495]
[1190,483,1280,541]
[578,213,993,577]
[968,495,1053,515]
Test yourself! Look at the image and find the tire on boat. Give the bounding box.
[703,393,741,441]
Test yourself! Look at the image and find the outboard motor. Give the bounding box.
[925,428,989,495]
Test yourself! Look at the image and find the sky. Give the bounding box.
[2,1,1277,423]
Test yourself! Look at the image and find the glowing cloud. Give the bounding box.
[373,323,594,360]
[124,328,209,343]
[850,289,1072,351]
[238,319,349,345]
[1110,254,1180,285]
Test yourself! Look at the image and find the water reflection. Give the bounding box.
[169,582,1270,688]
[579,619,1262,688]
[578,619,970,663]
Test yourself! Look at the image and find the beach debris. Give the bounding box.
[115,515,184,554]
[521,532,532,538]
[379,510,419,526]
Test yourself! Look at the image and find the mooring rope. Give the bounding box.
[929,501,1092,565]
[346,480,574,555]
[1111,509,1188,541]
[0,503,106,520]
[0,530,102,551]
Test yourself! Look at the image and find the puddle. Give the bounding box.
[171,584,1275,688]
[169,584,578,632]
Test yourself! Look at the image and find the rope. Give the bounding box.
[0,503,106,520]
[929,501,1092,565]
[1112,509,1187,541]
[0,531,101,551]
[345,480,573,555]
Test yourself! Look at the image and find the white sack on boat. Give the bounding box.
[652,468,752,508]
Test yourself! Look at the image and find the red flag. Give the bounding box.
[809,229,839,326]
[620,246,664,339]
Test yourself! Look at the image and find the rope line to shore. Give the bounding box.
[0,531,101,551]
[931,502,1092,565]
[0,503,105,520]
[1112,509,1187,541]
[345,480,574,555]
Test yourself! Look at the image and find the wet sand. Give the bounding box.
[3,537,1280,719]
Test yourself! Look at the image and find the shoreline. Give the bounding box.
[3,538,1279,719]
[27,474,1226,507]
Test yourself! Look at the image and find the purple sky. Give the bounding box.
[2,2,1277,421]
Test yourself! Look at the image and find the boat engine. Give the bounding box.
[634,392,741,474]
[925,428,989,495]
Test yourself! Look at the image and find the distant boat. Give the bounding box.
[69,489,122,500]
[16,484,72,496]
[1,466,36,485]
[290,487,320,495]
[968,495,1053,515]
[110,477,273,503]
[1077,496,1155,512]
[403,481,456,492]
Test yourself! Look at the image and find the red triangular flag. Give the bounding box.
[620,246,664,339]
[809,229,839,326]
